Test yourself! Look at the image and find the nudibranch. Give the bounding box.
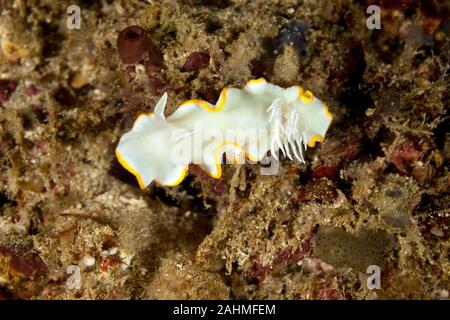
[116,78,332,189]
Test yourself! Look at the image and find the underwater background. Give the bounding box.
[0,0,448,300]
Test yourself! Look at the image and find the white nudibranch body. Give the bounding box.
[116,78,333,189]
